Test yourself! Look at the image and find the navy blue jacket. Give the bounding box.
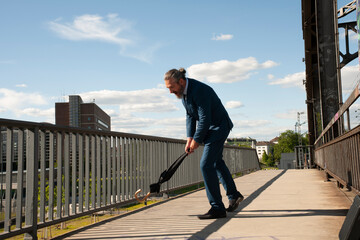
[182,78,233,144]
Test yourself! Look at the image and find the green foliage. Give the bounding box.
[262,151,275,167]
[262,151,268,163]
[273,130,309,161]
[238,144,252,148]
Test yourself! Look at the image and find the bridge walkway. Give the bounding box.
[61,169,354,240]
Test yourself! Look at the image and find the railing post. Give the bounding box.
[24,128,39,240]
[4,128,13,233]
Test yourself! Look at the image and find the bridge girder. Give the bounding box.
[302,0,357,146]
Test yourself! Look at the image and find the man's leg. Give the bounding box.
[215,157,242,200]
[213,137,241,201]
[200,143,226,211]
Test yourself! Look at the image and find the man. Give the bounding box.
[164,68,244,219]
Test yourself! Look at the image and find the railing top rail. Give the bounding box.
[314,82,360,145]
[0,117,257,151]
[0,117,186,144]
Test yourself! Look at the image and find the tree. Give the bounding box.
[273,130,309,162]
[262,151,275,167]
[262,151,268,163]
[267,152,275,166]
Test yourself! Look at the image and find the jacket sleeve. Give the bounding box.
[186,112,196,138]
[193,94,212,143]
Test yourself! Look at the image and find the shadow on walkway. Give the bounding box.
[189,170,287,240]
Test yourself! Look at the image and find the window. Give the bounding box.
[97,119,109,129]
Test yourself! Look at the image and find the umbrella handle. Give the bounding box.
[134,189,151,203]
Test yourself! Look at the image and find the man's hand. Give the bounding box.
[185,137,199,154]
[185,138,193,154]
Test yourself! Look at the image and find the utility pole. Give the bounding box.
[296,112,305,168]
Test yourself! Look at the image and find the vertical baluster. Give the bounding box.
[91,135,96,209]
[112,137,116,204]
[72,133,77,215]
[4,128,13,232]
[25,128,39,239]
[136,139,140,193]
[64,133,70,217]
[39,131,46,223]
[56,132,63,219]
[78,134,84,213]
[144,140,148,194]
[85,135,90,211]
[107,136,111,205]
[102,136,106,205]
[117,137,121,202]
[120,137,125,201]
[96,136,101,208]
[48,132,54,221]
[149,141,153,188]
[16,129,24,228]
[125,138,129,200]
[140,139,144,196]
[129,138,133,199]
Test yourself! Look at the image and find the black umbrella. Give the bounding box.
[135,152,188,203]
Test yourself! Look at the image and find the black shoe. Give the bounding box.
[226,194,244,212]
[198,208,226,220]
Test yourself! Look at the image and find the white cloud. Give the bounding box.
[48,14,133,45]
[339,29,358,42]
[79,88,178,113]
[269,71,305,89]
[225,101,244,109]
[233,119,272,129]
[110,112,186,138]
[230,125,289,141]
[267,65,359,94]
[274,109,307,120]
[187,57,278,83]
[15,84,27,88]
[212,34,233,41]
[0,88,47,111]
[267,74,275,80]
[341,65,360,94]
[48,14,159,63]
[112,115,155,129]
[119,102,178,112]
[19,108,55,118]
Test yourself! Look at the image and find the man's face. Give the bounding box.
[165,78,185,99]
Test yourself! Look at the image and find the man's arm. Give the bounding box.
[193,93,212,144]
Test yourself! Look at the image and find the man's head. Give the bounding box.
[164,68,187,99]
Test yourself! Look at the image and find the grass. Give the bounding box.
[2,200,160,240]
[2,181,217,239]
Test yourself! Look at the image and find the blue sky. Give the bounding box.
[1,0,359,141]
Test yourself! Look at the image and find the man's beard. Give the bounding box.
[175,85,185,99]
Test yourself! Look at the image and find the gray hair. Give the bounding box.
[164,68,186,83]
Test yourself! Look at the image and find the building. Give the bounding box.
[256,141,274,160]
[270,136,279,144]
[55,95,111,131]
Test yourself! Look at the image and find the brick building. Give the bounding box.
[55,95,111,131]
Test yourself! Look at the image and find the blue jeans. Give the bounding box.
[200,132,241,211]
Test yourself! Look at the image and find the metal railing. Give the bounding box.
[0,118,260,239]
[314,82,360,194]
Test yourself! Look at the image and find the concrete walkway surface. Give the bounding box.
[61,169,354,240]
